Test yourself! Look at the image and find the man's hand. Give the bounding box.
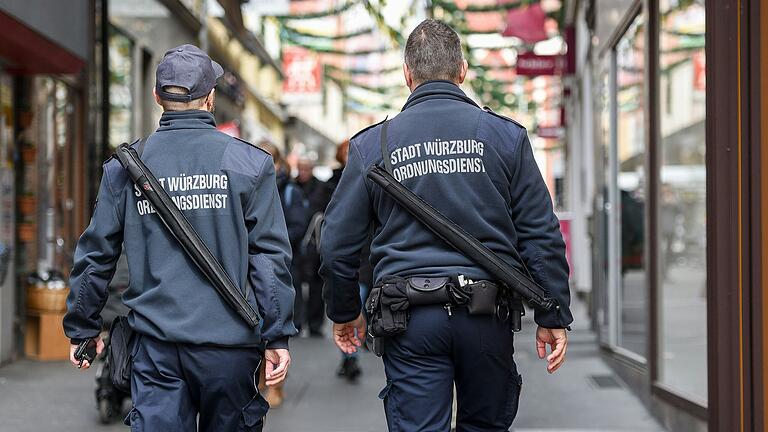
[69,336,105,370]
[536,326,568,374]
[333,313,366,355]
[264,349,291,386]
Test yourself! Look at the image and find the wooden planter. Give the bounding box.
[18,223,36,242]
[17,196,36,216]
[21,147,36,164]
[26,285,69,312]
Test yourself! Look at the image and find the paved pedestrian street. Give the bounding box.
[0,300,664,432]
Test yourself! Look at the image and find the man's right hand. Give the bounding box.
[69,336,105,370]
[264,348,291,386]
[536,326,568,374]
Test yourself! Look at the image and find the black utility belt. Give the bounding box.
[405,276,501,316]
[366,275,515,340]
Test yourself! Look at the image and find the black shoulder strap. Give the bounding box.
[380,120,393,174]
[137,137,147,158]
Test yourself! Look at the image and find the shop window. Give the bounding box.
[613,14,647,359]
[593,61,611,344]
[109,26,134,148]
[656,0,707,405]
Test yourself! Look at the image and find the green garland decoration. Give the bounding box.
[283,36,391,56]
[433,0,539,13]
[469,78,519,109]
[346,96,399,112]
[326,64,402,76]
[469,63,514,71]
[362,0,405,46]
[326,72,407,96]
[468,44,522,51]
[281,25,374,41]
[272,0,360,20]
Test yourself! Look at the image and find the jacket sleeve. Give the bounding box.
[63,166,124,343]
[246,161,298,349]
[320,142,372,323]
[508,131,574,328]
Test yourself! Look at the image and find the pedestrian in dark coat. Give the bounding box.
[294,158,330,336]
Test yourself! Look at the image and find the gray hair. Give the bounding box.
[404,19,464,85]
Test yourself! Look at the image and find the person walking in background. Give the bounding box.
[295,158,328,337]
[320,20,572,431]
[63,44,296,431]
[258,142,310,407]
[327,140,372,381]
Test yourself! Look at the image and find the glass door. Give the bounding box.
[655,0,707,405]
[605,13,649,361]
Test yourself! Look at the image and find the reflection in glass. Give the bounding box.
[595,64,611,342]
[615,15,647,358]
[109,26,134,148]
[657,0,707,405]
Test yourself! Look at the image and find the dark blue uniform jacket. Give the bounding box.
[320,81,573,329]
[63,110,297,349]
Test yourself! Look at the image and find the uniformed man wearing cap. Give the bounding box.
[321,20,573,431]
[63,44,296,431]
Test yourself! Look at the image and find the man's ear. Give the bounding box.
[458,59,468,84]
[403,63,414,91]
[206,89,216,111]
[153,87,162,107]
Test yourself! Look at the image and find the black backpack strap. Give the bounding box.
[380,120,393,174]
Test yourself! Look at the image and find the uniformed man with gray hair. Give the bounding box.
[321,20,573,431]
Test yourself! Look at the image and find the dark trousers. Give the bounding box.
[381,306,522,432]
[126,334,268,432]
[295,255,325,333]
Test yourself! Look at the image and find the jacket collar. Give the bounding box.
[401,80,480,112]
[157,110,217,131]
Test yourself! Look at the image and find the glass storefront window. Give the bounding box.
[109,26,134,148]
[34,77,78,275]
[614,15,647,359]
[657,0,707,405]
[594,62,611,343]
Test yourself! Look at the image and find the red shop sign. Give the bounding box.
[516,52,563,77]
[282,47,322,94]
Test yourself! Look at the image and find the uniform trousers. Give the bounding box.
[381,305,522,432]
[126,333,268,432]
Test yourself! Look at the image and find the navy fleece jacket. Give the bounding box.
[320,81,573,329]
[63,110,297,348]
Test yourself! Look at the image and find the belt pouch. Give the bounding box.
[467,282,499,315]
[406,277,452,306]
[367,277,410,337]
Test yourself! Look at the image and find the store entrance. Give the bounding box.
[0,72,16,363]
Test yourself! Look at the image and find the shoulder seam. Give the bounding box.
[221,136,270,178]
[232,136,271,155]
[350,117,387,141]
[482,106,525,129]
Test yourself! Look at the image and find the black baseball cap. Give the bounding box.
[155,44,224,102]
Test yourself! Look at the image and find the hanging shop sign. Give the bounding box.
[283,46,322,94]
[502,3,548,44]
[516,52,564,77]
[563,26,576,75]
[536,125,565,139]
